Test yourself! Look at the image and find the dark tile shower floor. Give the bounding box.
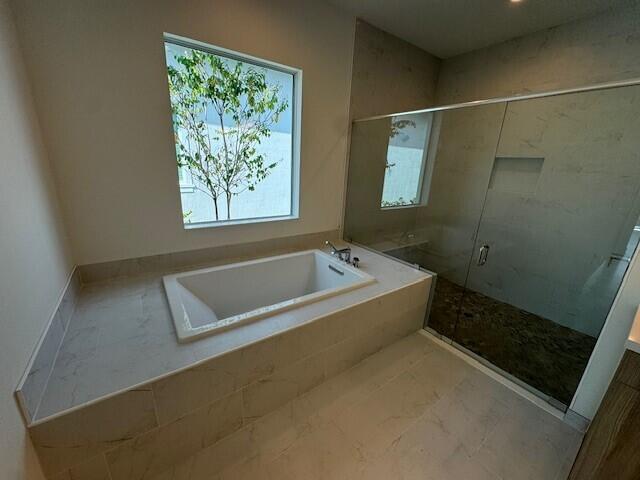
[429,277,597,406]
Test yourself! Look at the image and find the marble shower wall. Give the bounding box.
[348,20,440,121]
[464,85,640,337]
[344,20,440,243]
[435,3,640,104]
[347,82,640,338]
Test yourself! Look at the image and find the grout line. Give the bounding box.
[246,332,434,468]
[418,329,567,421]
[240,385,247,426]
[31,269,81,423]
[15,266,78,397]
[149,385,161,428]
[103,452,115,480]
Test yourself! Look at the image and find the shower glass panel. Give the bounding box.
[345,104,507,338]
[343,81,640,410]
[454,85,640,407]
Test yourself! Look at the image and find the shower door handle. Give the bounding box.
[477,245,490,266]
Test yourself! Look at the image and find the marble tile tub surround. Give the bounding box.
[35,244,428,421]
[28,245,430,479]
[15,230,338,425]
[15,268,82,423]
[78,229,340,284]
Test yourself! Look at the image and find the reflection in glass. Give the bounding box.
[381,113,433,208]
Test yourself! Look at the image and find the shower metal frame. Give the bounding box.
[352,77,640,123]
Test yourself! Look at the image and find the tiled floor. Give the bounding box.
[153,332,582,480]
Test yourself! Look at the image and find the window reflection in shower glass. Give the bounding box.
[380,112,433,208]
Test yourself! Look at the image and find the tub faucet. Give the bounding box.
[326,240,351,263]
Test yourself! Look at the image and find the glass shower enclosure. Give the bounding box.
[343,81,640,409]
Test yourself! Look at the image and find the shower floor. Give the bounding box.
[428,277,597,406]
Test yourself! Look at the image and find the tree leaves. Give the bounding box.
[167,46,289,220]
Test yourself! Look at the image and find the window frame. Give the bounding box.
[164,33,302,229]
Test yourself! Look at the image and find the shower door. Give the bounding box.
[452,84,640,407]
[344,103,508,339]
[343,81,640,410]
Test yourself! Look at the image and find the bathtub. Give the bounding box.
[163,249,376,342]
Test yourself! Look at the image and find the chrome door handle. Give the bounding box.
[477,245,490,266]
[608,254,631,266]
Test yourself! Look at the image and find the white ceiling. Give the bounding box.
[328,0,636,58]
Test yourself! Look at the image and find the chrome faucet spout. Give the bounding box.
[325,240,351,263]
[325,240,339,253]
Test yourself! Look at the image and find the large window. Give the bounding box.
[381,112,433,208]
[164,35,300,227]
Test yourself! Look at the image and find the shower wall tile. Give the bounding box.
[436,3,640,104]
[466,85,640,337]
[30,387,157,478]
[17,268,82,422]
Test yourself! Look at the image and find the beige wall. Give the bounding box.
[436,3,640,104]
[11,0,355,265]
[349,20,440,120]
[433,3,640,420]
[0,1,73,479]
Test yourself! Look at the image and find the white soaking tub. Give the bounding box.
[163,249,376,342]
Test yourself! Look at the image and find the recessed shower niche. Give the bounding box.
[488,156,544,195]
[344,82,640,409]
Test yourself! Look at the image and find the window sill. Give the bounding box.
[183,213,299,230]
[380,204,423,211]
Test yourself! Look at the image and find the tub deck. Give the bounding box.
[30,245,430,423]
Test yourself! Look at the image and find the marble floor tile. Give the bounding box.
[336,367,444,461]
[473,393,582,480]
[256,420,367,480]
[148,333,582,480]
